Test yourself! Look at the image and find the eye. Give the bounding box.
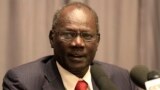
[60,31,76,39]
[82,33,94,40]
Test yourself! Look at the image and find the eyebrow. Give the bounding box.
[61,26,93,31]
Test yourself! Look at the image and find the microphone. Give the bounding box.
[147,71,160,80]
[145,71,160,90]
[130,65,160,90]
[130,65,149,89]
[91,64,117,90]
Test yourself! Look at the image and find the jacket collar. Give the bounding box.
[43,55,65,90]
[42,55,99,90]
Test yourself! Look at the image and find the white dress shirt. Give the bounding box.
[56,61,93,90]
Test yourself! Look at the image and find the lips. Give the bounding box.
[68,53,86,62]
[68,52,86,57]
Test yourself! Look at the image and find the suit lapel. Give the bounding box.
[92,77,99,90]
[42,56,100,90]
[43,56,65,90]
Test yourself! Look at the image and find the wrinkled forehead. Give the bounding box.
[58,5,97,28]
[63,8,87,23]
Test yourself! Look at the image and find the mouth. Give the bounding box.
[68,53,86,62]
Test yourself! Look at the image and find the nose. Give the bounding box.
[71,36,85,47]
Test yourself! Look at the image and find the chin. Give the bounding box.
[67,62,89,72]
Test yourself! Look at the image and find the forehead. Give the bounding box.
[57,5,97,31]
[66,9,87,24]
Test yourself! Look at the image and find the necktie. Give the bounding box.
[75,80,88,90]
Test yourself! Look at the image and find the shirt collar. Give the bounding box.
[56,61,93,90]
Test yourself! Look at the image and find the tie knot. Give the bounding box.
[75,80,88,90]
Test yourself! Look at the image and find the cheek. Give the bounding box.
[53,40,69,54]
[87,42,98,51]
[86,43,99,56]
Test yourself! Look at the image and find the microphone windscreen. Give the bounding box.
[130,65,149,89]
[91,64,117,90]
[147,71,160,80]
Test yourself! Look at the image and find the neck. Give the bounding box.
[71,67,89,78]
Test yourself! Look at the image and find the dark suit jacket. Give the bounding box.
[3,55,138,90]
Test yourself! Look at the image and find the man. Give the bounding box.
[3,2,138,90]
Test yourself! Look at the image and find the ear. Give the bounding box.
[95,34,100,50]
[49,30,54,48]
[97,33,100,43]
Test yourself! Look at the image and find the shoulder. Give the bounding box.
[92,61,138,90]
[3,55,53,89]
[93,61,128,75]
[7,55,53,75]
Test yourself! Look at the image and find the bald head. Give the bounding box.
[52,2,99,32]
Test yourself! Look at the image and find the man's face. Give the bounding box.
[50,7,99,76]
